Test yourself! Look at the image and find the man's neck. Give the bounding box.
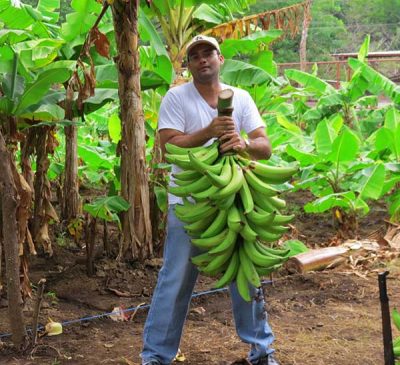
[193,79,222,98]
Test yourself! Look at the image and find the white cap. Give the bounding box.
[186,35,220,56]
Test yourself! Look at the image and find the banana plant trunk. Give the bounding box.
[62,124,80,223]
[0,128,27,349]
[299,0,312,71]
[111,0,152,260]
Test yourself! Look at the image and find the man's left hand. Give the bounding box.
[219,131,246,154]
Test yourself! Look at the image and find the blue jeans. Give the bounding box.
[141,205,275,365]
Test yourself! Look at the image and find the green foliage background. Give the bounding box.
[248,0,400,62]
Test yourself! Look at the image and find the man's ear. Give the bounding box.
[219,54,224,65]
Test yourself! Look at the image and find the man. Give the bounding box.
[140,35,278,365]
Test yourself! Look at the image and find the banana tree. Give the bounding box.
[285,36,385,139]
[367,107,400,225]
[288,115,386,239]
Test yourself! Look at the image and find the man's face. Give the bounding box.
[187,44,224,83]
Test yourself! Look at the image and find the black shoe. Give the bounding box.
[253,354,279,365]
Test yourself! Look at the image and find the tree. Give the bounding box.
[111,0,152,260]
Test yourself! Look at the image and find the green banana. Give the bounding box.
[243,240,284,267]
[238,177,254,215]
[201,209,228,238]
[273,213,295,225]
[247,209,276,226]
[166,142,219,169]
[238,156,298,184]
[266,196,287,210]
[173,170,203,182]
[191,228,229,249]
[208,229,237,255]
[254,240,290,258]
[255,263,282,276]
[175,204,217,223]
[192,184,220,201]
[214,250,239,289]
[201,244,235,275]
[175,199,209,216]
[184,211,218,235]
[169,175,212,197]
[213,193,236,210]
[243,168,278,197]
[210,158,244,200]
[227,204,243,233]
[248,221,281,242]
[191,251,214,266]
[238,209,258,242]
[165,141,216,156]
[200,260,229,277]
[250,191,276,212]
[236,264,251,302]
[239,244,261,288]
[205,156,232,188]
[189,151,225,175]
[264,224,289,235]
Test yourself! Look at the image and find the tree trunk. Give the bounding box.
[62,124,80,222]
[149,131,168,256]
[299,0,312,71]
[111,0,152,260]
[32,127,57,257]
[0,129,27,349]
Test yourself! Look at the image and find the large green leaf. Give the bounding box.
[83,195,130,225]
[276,113,302,135]
[220,59,272,86]
[1,73,25,100]
[61,0,101,41]
[78,144,114,170]
[304,191,355,213]
[286,145,318,166]
[328,126,360,163]
[108,114,121,144]
[20,103,65,121]
[220,30,282,59]
[315,119,336,155]
[192,3,224,24]
[357,35,370,62]
[358,163,385,200]
[285,69,335,96]
[384,106,400,130]
[14,68,70,115]
[13,38,64,70]
[154,185,168,213]
[0,29,30,44]
[37,0,60,24]
[250,50,277,77]
[0,0,35,29]
[138,10,169,58]
[348,58,400,104]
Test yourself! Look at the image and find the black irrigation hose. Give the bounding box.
[0,279,273,339]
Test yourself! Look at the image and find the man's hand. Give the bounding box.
[207,116,236,138]
[219,131,246,154]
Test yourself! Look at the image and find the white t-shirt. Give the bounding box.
[158,82,265,205]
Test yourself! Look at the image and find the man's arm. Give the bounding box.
[159,116,236,154]
[219,127,271,161]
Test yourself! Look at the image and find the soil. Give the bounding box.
[1,191,399,365]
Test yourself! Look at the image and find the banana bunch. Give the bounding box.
[165,141,298,301]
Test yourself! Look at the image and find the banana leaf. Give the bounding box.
[285,69,335,96]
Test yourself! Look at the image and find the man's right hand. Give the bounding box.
[207,116,236,138]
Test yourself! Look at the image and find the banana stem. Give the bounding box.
[218,89,234,117]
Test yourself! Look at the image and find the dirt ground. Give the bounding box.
[1,191,399,365]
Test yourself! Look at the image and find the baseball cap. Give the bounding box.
[186,35,220,57]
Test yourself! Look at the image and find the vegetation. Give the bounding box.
[0,0,399,352]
